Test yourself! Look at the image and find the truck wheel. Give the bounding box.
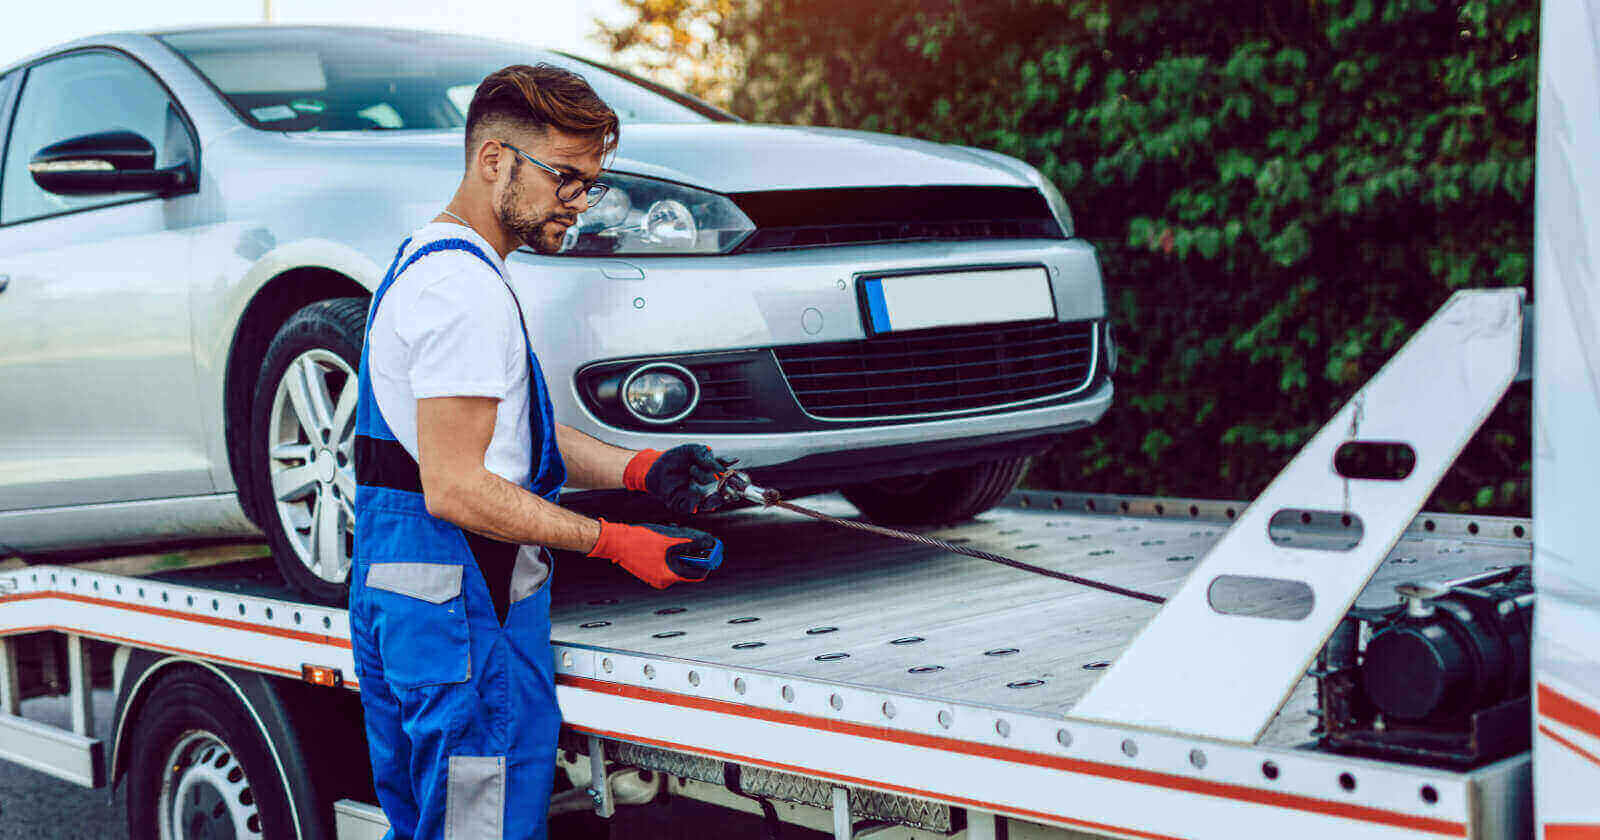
[125,668,297,840]
[247,298,368,604]
[841,456,1031,525]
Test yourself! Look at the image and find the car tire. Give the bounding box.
[840,456,1031,526]
[247,298,368,604]
[124,667,299,840]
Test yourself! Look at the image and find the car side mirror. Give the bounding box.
[28,130,193,196]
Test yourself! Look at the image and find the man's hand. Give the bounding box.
[624,444,737,515]
[586,519,721,589]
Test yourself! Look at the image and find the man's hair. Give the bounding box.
[464,64,620,167]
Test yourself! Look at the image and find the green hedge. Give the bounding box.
[712,0,1536,512]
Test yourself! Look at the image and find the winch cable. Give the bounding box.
[736,486,1168,606]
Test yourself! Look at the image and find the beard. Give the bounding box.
[496,161,576,255]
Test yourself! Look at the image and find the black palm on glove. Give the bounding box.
[645,444,738,515]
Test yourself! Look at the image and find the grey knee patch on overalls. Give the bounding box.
[446,755,505,840]
[365,562,464,603]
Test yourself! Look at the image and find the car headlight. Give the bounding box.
[561,173,755,256]
[1036,175,1075,238]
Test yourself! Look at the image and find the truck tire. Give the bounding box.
[841,456,1031,526]
[247,298,368,604]
[125,667,299,840]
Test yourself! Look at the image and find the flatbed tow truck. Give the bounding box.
[0,482,1542,840]
[4,2,1600,838]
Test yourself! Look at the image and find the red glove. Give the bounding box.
[586,518,717,589]
[623,449,662,493]
[624,444,737,515]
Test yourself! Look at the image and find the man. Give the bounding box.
[349,64,729,840]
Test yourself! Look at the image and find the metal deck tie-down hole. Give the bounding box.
[1006,679,1045,689]
[655,607,687,615]
[889,636,924,645]
[814,653,850,662]
[1082,661,1111,670]
[909,665,945,674]
[984,648,1019,657]
[732,641,765,650]
[651,630,685,639]
[806,626,838,635]
[728,616,760,624]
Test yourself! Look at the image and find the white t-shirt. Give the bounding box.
[367,222,534,487]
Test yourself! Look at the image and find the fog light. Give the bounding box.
[622,363,699,424]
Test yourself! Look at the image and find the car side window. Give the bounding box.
[1,51,182,225]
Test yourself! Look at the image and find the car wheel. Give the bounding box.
[248,298,367,604]
[840,456,1031,526]
[124,668,297,840]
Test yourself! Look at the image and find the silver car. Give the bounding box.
[0,26,1113,601]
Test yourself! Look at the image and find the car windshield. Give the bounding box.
[156,27,731,131]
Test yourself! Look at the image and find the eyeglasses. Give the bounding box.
[497,140,609,208]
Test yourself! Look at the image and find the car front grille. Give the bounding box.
[681,358,764,423]
[772,320,1096,420]
[730,186,1063,253]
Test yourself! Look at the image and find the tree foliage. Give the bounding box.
[595,0,744,107]
[609,0,1538,512]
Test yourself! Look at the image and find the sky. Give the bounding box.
[0,0,626,69]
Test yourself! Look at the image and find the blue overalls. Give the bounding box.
[349,235,568,840]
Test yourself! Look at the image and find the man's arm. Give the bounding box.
[415,397,720,589]
[417,396,600,551]
[554,423,633,490]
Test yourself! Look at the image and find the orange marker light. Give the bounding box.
[301,664,343,688]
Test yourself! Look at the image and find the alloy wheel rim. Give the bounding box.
[158,730,264,840]
[267,348,356,584]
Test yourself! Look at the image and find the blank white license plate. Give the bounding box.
[860,267,1055,335]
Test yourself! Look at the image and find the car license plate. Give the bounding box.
[859,267,1056,335]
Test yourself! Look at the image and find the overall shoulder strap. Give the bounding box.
[394,237,503,281]
[362,236,414,341]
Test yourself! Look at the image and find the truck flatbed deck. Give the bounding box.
[0,488,1534,839]
[551,491,1530,744]
[117,488,1530,741]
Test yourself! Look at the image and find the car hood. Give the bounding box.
[285,122,1035,194]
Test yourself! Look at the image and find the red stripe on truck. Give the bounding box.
[558,675,1466,837]
[0,590,351,648]
[1541,684,1600,744]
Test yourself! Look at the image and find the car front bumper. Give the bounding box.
[509,237,1110,473]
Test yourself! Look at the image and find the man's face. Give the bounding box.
[491,127,604,255]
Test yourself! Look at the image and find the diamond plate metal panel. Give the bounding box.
[609,740,951,832]
[612,742,724,785]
